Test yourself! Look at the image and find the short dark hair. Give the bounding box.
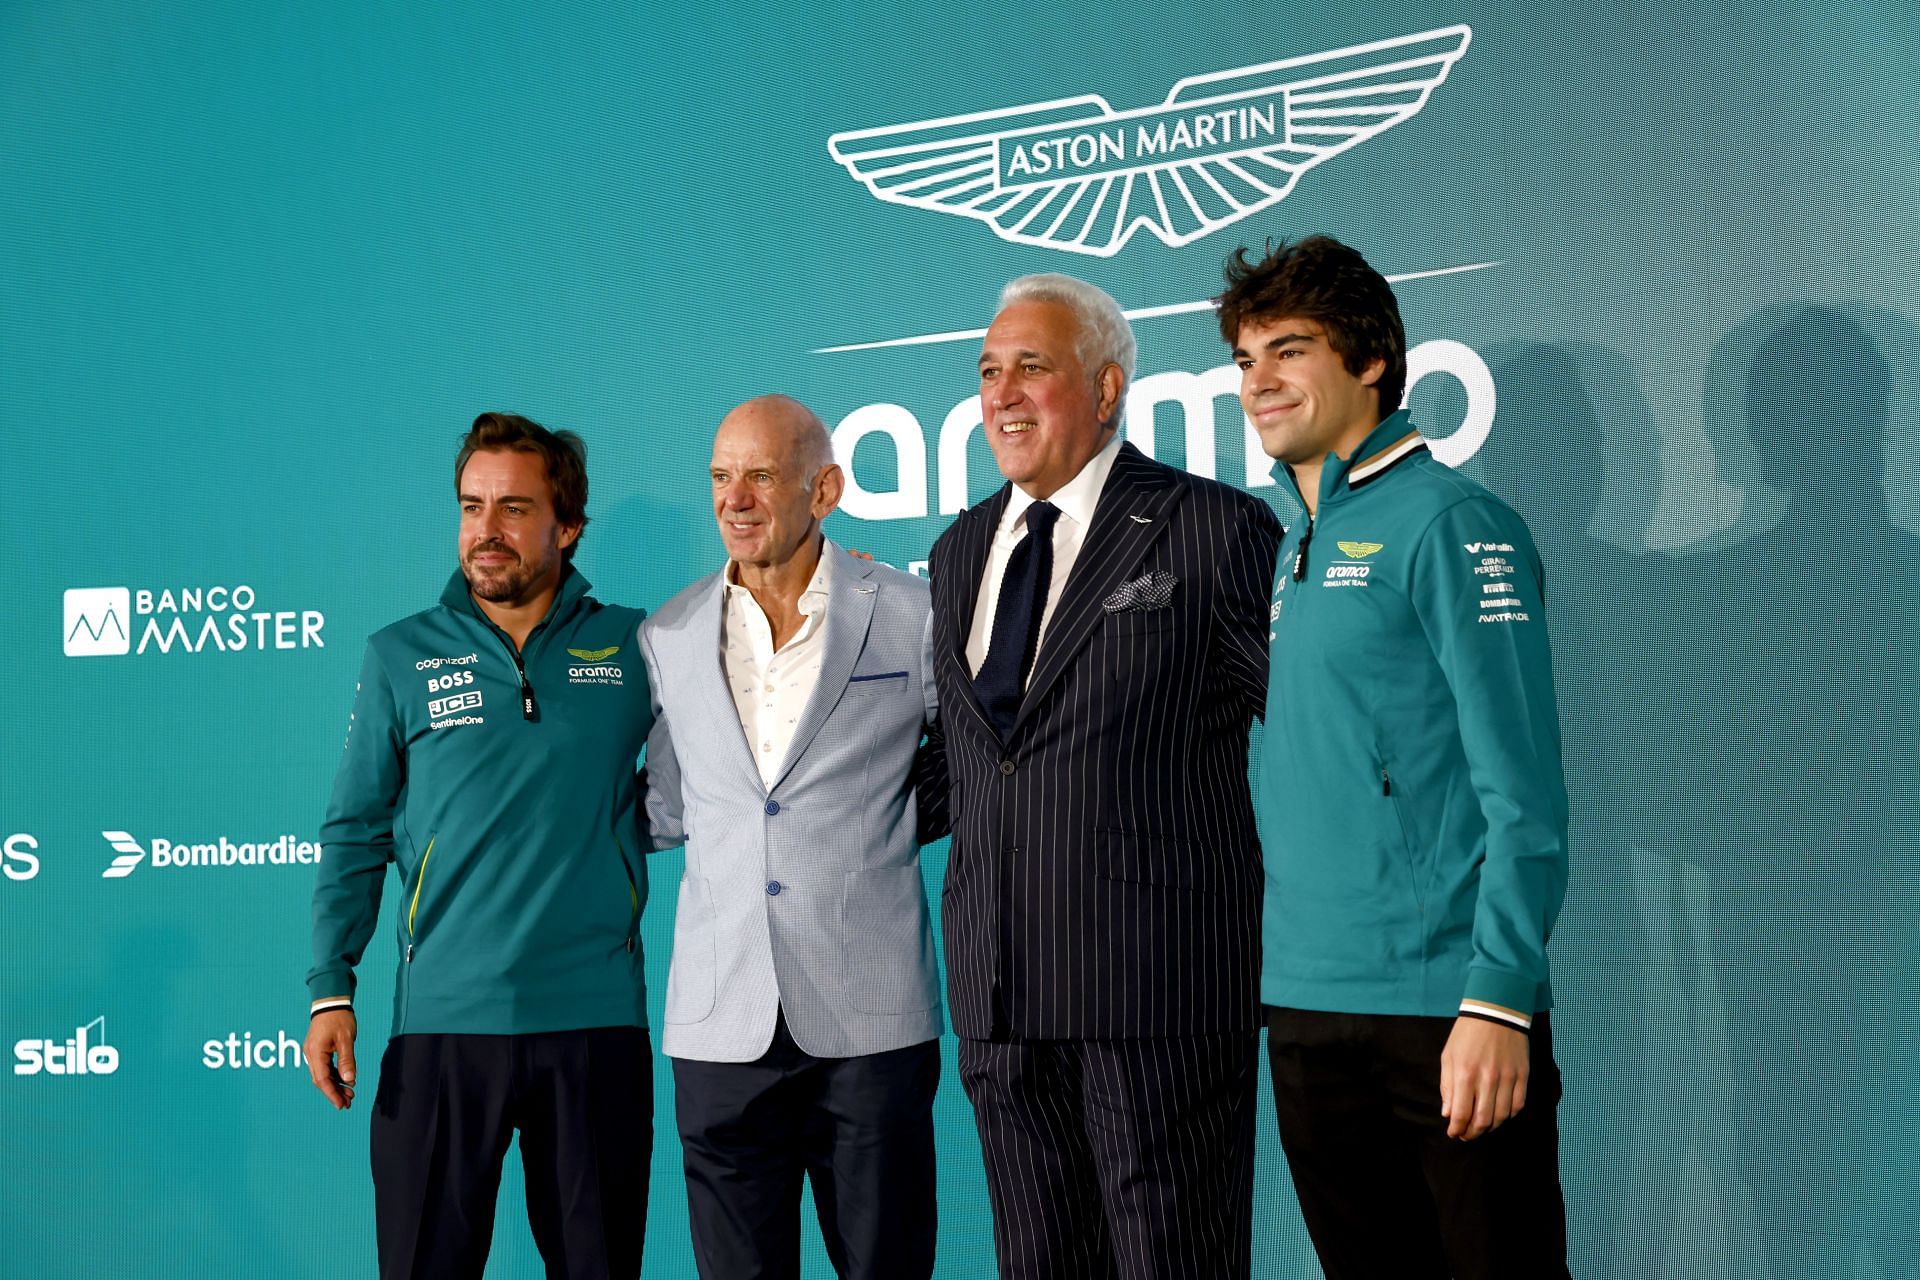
[1215,235,1407,419]
[455,412,590,559]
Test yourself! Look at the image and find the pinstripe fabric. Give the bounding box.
[959,1035,1257,1279]
[929,443,1282,1040]
[929,442,1281,1276]
[641,544,946,1062]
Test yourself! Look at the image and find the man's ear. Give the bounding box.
[1096,363,1126,426]
[813,463,846,519]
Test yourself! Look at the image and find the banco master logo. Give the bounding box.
[62,583,325,657]
[829,26,1469,256]
[101,829,322,878]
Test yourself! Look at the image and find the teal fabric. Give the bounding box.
[1260,411,1569,1018]
[308,568,655,1034]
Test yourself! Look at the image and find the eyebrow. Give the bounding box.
[1231,332,1319,359]
[458,492,541,505]
[979,347,1048,368]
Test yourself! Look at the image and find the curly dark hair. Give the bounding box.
[1215,235,1406,417]
[455,412,590,560]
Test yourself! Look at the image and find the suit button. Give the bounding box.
[764,800,780,816]
[998,759,1015,776]
[766,880,783,896]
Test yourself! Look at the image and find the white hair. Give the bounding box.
[999,273,1136,426]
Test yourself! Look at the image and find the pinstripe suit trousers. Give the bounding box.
[958,1034,1257,1279]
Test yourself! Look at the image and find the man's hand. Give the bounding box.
[1439,1015,1529,1140]
[304,1009,359,1110]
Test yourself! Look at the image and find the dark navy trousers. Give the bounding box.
[369,1026,652,1280]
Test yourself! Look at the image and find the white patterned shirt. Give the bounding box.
[724,544,833,787]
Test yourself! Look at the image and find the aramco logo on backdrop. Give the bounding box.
[14,1016,119,1077]
[62,584,325,657]
[829,26,1470,257]
[100,829,323,878]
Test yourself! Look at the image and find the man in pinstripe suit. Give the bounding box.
[928,275,1283,1278]
[640,395,946,1279]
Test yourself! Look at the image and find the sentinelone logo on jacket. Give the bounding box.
[828,26,1470,257]
[100,830,323,878]
[62,584,325,657]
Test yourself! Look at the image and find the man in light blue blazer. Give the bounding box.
[639,394,947,1280]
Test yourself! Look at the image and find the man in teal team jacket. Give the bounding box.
[303,414,655,1280]
[1222,238,1571,1279]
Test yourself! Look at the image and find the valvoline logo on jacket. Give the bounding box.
[1259,411,1569,1020]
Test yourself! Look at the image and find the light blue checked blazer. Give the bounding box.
[639,541,945,1062]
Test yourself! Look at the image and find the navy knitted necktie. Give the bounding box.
[976,500,1060,738]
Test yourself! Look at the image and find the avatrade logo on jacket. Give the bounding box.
[63,584,326,657]
[100,829,323,878]
[828,26,1470,256]
[14,1016,119,1077]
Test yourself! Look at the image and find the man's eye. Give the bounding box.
[1023,363,1042,374]
[980,367,998,379]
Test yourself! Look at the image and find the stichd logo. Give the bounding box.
[15,1015,120,1076]
[202,1029,305,1071]
[62,583,325,657]
[3,834,40,881]
[830,26,1470,256]
[100,829,323,878]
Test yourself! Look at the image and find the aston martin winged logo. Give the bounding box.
[568,645,619,661]
[827,26,1470,257]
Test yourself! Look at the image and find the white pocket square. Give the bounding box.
[1102,570,1177,613]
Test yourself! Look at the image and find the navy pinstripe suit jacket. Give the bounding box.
[929,442,1283,1040]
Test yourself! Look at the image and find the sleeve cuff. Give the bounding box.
[1458,999,1532,1031]
[310,996,354,1018]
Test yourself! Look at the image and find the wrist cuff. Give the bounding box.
[1459,999,1531,1031]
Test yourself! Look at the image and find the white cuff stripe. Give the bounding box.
[310,997,353,1014]
[1459,1000,1532,1029]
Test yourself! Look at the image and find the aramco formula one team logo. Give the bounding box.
[828,26,1470,257]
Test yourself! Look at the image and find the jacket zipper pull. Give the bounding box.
[1293,521,1314,582]
[626,935,635,955]
[520,673,538,721]
[1381,768,1392,796]
[406,942,414,962]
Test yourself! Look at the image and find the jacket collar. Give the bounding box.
[1286,410,1427,511]
[438,563,591,627]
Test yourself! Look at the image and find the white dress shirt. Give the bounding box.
[723,542,833,787]
[966,429,1124,680]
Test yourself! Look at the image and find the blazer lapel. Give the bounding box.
[691,573,766,790]
[771,545,876,791]
[1015,444,1183,734]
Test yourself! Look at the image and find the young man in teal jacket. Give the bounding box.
[303,414,654,1279]
[1222,237,1571,1279]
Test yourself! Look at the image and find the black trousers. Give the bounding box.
[671,1012,940,1280]
[1265,1007,1570,1280]
[369,1026,652,1280]
[958,1033,1258,1280]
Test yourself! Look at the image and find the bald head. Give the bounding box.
[715,394,834,479]
[709,394,844,574]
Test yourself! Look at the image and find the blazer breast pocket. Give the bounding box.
[1104,606,1176,634]
[845,670,910,696]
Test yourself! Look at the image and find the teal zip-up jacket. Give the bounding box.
[307,567,653,1034]
[1260,411,1568,1022]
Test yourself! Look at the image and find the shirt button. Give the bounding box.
[999,759,1016,776]
[764,684,775,694]
[766,880,783,896]
[764,800,780,816]
[761,742,771,752]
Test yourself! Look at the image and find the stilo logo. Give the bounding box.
[829,26,1470,256]
[14,1015,120,1076]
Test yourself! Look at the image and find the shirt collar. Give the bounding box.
[724,534,834,613]
[1003,427,1124,533]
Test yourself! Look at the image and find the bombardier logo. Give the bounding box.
[101,829,322,878]
[828,26,1470,256]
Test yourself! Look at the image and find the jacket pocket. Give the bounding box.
[404,833,437,960]
[841,865,939,1014]
[845,670,910,697]
[1095,828,1234,893]
[664,873,716,1024]
[1104,606,1176,633]
[1381,766,1426,914]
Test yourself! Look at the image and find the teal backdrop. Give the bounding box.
[4,1,1917,1275]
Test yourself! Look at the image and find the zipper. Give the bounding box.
[406,835,436,962]
[615,835,639,955]
[1292,517,1314,582]
[1381,766,1391,796]
[481,626,540,721]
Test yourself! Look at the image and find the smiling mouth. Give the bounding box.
[998,420,1037,435]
